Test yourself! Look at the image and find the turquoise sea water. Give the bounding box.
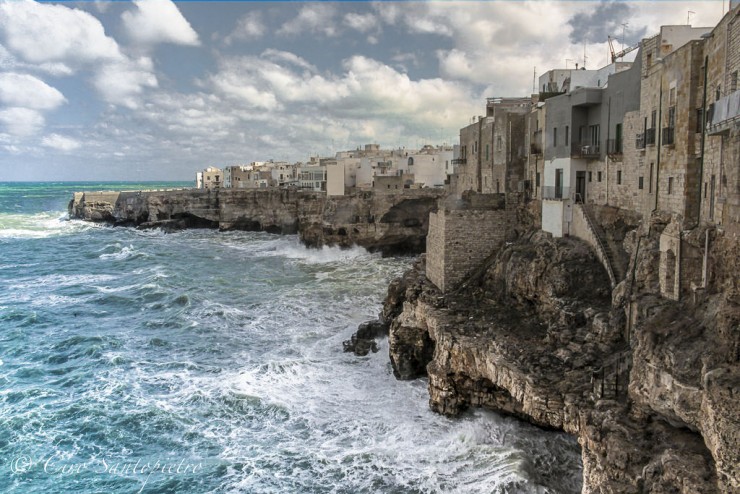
[0,182,582,493]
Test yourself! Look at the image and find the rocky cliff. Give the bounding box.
[375,218,738,492]
[68,188,443,255]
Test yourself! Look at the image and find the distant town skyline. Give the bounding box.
[0,0,729,181]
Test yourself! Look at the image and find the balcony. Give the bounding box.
[451,158,467,165]
[571,142,600,159]
[707,91,740,136]
[542,185,571,200]
[607,138,623,156]
[662,127,675,146]
[636,133,645,150]
[645,127,656,145]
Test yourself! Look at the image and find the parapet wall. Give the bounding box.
[426,193,513,292]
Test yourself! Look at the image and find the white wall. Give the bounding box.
[542,200,565,237]
[326,162,345,196]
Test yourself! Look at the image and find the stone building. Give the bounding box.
[223,165,250,188]
[200,166,222,190]
[453,97,531,196]
[540,60,640,237]
[703,6,740,235]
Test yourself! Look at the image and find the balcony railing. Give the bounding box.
[571,142,600,159]
[451,158,467,165]
[645,128,656,145]
[530,142,543,155]
[707,91,740,135]
[542,185,571,200]
[636,133,645,149]
[606,138,623,155]
[662,127,675,146]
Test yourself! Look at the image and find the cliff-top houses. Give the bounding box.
[196,143,455,195]
[194,5,738,306]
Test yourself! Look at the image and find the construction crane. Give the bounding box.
[608,35,639,62]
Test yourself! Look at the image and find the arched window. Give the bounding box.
[408,157,414,167]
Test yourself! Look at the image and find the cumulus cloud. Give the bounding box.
[208,50,477,133]
[121,0,200,47]
[343,12,378,33]
[0,0,122,66]
[93,57,158,109]
[224,11,266,44]
[41,133,81,151]
[277,4,338,37]
[0,72,66,110]
[0,107,45,136]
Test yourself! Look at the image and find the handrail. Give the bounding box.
[576,202,617,288]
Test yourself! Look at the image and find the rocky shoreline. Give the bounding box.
[68,188,443,256]
[350,218,738,493]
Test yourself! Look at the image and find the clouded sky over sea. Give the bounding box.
[0,0,728,181]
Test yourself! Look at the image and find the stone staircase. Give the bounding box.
[582,204,628,283]
[570,203,627,288]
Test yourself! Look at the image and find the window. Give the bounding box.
[639,176,644,189]
[716,85,721,101]
[535,172,540,187]
[732,72,738,92]
[617,170,622,185]
[668,177,673,194]
[669,87,676,106]
[650,110,657,129]
[668,106,676,128]
[649,163,654,193]
[565,126,569,146]
[696,108,704,133]
[704,182,707,198]
[553,127,558,147]
[589,171,593,182]
[497,136,503,150]
[589,124,600,146]
[486,144,490,160]
[598,171,602,182]
[555,168,563,198]
[496,180,500,193]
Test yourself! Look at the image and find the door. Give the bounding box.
[576,171,586,203]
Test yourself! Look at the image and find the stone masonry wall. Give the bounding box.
[426,202,510,293]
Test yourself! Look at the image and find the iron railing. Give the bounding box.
[645,127,656,145]
[662,127,675,146]
[606,138,623,155]
[635,133,645,149]
[571,142,600,159]
[542,185,571,200]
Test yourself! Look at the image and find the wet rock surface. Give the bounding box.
[69,188,444,256]
[382,222,738,493]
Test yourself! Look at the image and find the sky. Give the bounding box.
[0,0,731,181]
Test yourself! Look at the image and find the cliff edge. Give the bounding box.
[379,219,738,492]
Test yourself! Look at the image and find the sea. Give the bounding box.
[0,182,582,493]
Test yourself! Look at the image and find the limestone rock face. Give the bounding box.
[383,223,734,493]
[69,188,443,255]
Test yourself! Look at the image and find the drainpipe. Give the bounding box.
[653,84,663,212]
[697,55,709,227]
[702,228,710,288]
[606,96,611,205]
[477,117,483,192]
